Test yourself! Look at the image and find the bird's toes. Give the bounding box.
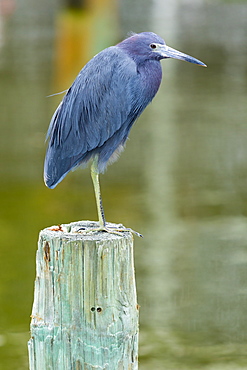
[76,223,143,238]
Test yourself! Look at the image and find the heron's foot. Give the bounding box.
[106,224,143,238]
[77,223,143,238]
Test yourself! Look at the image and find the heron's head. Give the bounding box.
[118,32,207,67]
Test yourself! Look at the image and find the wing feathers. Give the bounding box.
[44,46,142,187]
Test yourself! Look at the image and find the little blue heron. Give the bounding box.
[44,32,206,235]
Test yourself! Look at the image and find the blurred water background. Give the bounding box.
[1,0,247,368]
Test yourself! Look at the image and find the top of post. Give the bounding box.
[41,220,134,241]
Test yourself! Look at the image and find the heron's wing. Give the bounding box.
[44,47,149,188]
[47,47,141,159]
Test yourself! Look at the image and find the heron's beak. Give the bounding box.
[159,44,207,67]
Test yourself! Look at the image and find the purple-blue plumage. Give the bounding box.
[44,32,205,188]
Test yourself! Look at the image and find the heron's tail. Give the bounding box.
[44,147,90,189]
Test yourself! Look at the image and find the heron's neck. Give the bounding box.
[138,59,162,100]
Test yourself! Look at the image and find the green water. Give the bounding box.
[1,0,247,368]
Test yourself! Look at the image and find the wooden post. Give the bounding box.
[28,221,139,369]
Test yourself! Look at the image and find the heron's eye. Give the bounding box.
[150,43,157,49]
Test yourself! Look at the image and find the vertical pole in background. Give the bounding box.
[28,221,139,369]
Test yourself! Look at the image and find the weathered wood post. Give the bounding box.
[28,221,139,369]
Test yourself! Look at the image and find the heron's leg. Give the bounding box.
[77,156,142,237]
[91,156,106,228]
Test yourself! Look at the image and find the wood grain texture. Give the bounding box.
[28,221,139,369]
